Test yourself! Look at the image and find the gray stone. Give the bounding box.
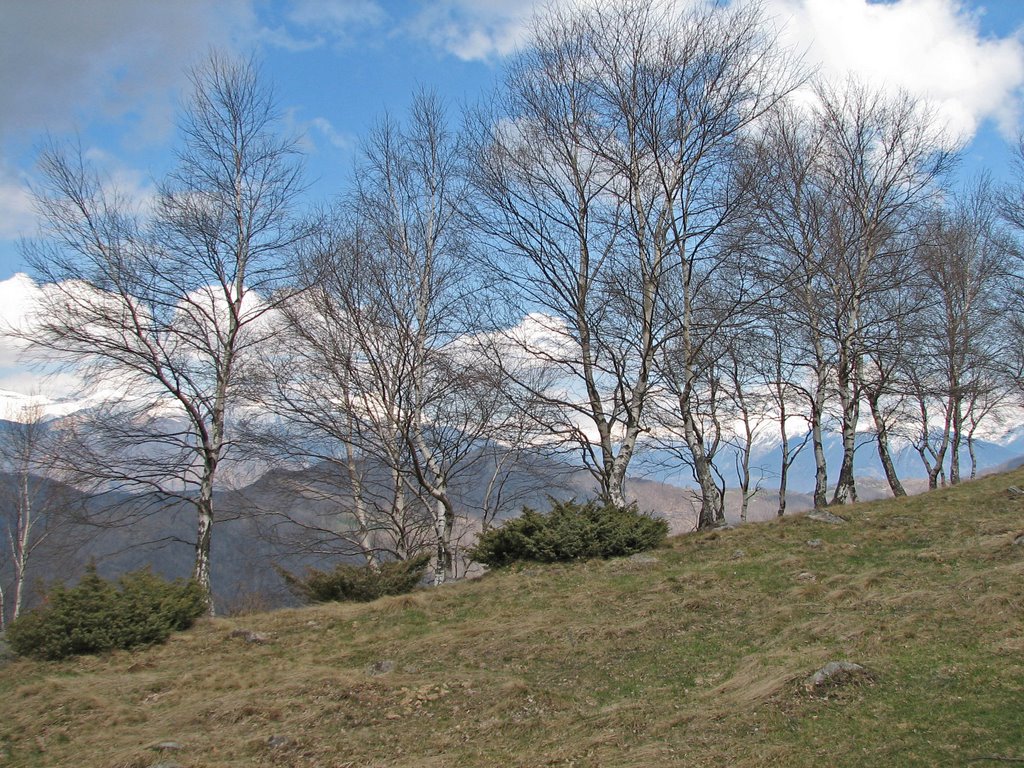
[1007,486,1024,499]
[805,661,868,691]
[807,509,847,525]
[150,741,183,752]
[1013,533,1024,547]
[730,549,746,560]
[627,552,659,564]
[149,763,184,768]
[266,736,293,749]
[229,628,271,644]
[796,571,816,581]
[367,659,396,676]
[806,539,823,548]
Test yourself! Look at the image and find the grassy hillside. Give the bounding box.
[1,470,1022,767]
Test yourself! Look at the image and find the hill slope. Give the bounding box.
[1,471,1023,767]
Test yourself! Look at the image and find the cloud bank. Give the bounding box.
[393,0,1024,140]
[768,0,1024,139]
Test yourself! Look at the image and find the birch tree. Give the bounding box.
[0,404,75,628]
[256,93,517,585]
[745,103,837,508]
[814,80,953,504]
[471,0,797,521]
[912,179,1014,486]
[21,54,310,611]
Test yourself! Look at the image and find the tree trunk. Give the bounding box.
[606,467,628,510]
[810,362,830,509]
[867,392,906,497]
[777,394,790,517]
[344,441,378,569]
[832,354,859,505]
[927,399,954,490]
[193,494,214,615]
[432,495,455,586]
[950,399,962,485]
[11,471,32,622]
[682,406,722,529]
[390,465,412,560]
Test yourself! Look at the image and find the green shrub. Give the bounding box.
[278,553,432,604]
[6,566,207,660]
[469,498,668,568]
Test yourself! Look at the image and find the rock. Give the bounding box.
[805,661,868,691]
[229,629,271,644]
[150,741,183,752]
[266,736,293,749]
[807,509,847,525]
[806,539,823,548]
[148,763,184,768]
[796,571,816,581]
[627,552,659,564]
[1007,486,1024,499]
[367,659,397,676]
[730,549,746,560]
[1013,533,1024,547]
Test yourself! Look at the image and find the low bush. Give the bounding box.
[278,553,432,604]
[6,566,207,660]
[469,498,668,568]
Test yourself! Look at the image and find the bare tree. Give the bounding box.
[744,103,837,509]
[20,53,310,611]
[814,80,954,504]
[253,92,525,585]
[0,403,75,627]
[719,338,771,523]
[997,135,1024,397]
[470,0,798,523]
[856,246,923,498]
[911,178,1015,486]
[747,299,812,517]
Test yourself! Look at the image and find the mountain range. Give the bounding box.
[3,386,1023,613]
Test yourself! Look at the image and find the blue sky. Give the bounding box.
[1,0,1023,284]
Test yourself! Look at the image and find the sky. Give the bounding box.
[0,1,1022,321]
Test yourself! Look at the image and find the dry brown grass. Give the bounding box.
[1,470,1023,766]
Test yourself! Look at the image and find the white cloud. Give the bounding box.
[398,0,1024,141]
[0,273,84,399]
[403,0,538,61]
[308,117,356,152]
[767,0,1024,140]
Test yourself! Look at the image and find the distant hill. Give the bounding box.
[636,428,1024,493]
[6,409,1022,613]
